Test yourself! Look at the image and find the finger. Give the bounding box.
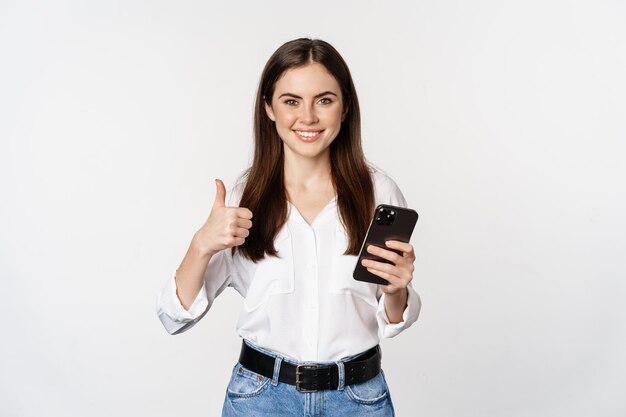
[236,207,254,219]
[384,240,414,255]
[361,258,400,276]
[233,227,250,238]
[236,218,253,229]
[364,266,403,286]
[362,258,413,282]
[230,236,246,247]
[367,244,403,264]
[213,179,226,208]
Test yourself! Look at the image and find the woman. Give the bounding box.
[156,38,421,416]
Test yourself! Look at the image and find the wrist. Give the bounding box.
[383,287,408,324]
[190,233,216,259]
[385,287,408,310]
[385,287,408,298]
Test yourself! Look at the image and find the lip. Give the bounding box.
[293,129,324,142]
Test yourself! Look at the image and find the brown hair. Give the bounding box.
[234,38,375,262]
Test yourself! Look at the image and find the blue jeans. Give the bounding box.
[222,340,395,416]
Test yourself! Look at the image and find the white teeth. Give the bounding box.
[295,131,321,138]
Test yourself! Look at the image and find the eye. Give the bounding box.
[284,99,298,106]
[318,97,333,104]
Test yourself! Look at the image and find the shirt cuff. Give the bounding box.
[376,285,421,338]
[156,274,209,334]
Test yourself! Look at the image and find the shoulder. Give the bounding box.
[367,163,408,208]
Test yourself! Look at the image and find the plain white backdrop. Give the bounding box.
[1,0,625,416]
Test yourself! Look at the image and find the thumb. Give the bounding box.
[213,178,226,208]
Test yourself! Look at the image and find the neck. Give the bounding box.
[283,150,333,192]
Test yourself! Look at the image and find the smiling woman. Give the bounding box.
[265,65,346,158]
[265,65,343,158]
[156,38,421,417]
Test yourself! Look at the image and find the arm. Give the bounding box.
[155,179,252,334]
[363,240,415,323]
[175,236,216,311]
[383,287,408,324]
[369,170,422,335]
[376,284,421,338]
[156,248,232,335]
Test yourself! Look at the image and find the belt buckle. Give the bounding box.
[295,364,320,393]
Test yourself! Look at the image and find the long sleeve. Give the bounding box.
[156,247,237,335]
[156,183,244,335]
[376,284,421,338]
[373,168,422,338]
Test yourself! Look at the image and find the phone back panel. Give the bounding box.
[353,204,419,285]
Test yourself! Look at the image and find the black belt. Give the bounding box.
[238,341,382,392]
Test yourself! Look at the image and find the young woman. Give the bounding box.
[156,38,421,416]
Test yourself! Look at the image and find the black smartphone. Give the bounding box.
[353,204,419,285]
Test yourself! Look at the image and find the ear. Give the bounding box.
[341,104,349,122]
[264,96,276,122]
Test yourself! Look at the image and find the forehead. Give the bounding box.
[274,62,341,96]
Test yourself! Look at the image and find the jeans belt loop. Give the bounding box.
[335,360,345,391]
[272,356,282,386]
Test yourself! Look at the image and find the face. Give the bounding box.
[265,62,347,162]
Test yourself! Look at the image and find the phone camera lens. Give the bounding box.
[376,207,396,226]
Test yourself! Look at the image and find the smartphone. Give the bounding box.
[353,204,419,285]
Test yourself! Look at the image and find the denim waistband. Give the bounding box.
[242,339,378,366]
[239,339,381,392]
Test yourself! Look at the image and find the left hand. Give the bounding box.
[360,240,416,295]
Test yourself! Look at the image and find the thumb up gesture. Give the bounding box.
[192,179,253,257]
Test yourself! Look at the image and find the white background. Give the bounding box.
[1,0,625,416]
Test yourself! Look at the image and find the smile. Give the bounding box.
[294,130,323,142]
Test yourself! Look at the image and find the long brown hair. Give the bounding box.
[234,38,375,262]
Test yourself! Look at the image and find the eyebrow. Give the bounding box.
[277,91,338,99]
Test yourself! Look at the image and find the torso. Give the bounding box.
[286,184,336,226]
[236,167,404,361]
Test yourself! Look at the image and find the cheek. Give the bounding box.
[323,106,344,123]
[274,110,297,127]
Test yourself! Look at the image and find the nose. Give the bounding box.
[299,103,319,125]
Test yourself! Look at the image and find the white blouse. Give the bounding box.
[156,166,421,362]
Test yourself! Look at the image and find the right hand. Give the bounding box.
[192,179,253,257]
